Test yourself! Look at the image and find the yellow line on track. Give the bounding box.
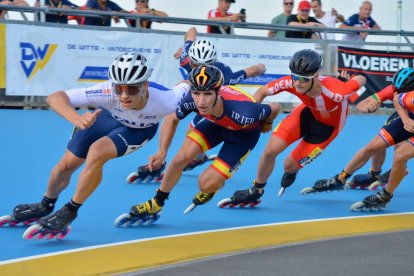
[1,213,414,275]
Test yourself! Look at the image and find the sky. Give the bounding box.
[7,0,414,43]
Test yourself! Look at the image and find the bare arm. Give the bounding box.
[47,91,101,130]
[261,102,280,133]
[393,93,414,133]
[243,64,266,78]
[253,85,270,103]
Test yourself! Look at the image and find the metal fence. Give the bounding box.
[1,6,413,109]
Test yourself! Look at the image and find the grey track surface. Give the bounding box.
[125,230,414,276]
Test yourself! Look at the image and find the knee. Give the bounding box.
[263,145,279,160]
[86,146,111,168]
[198,172,223,193]
[363,144,381,156]
[171,151,194,167]
[393,149,410,165]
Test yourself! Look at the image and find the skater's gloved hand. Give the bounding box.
[148,151,167,172]
[402,117,414,133]
[336,70,350,82]
[356,96,380,113]
[261,120,273,133]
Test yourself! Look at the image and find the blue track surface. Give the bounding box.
[0,109,413,263]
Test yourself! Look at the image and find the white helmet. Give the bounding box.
[108,52,153,85]
[188,39,217,65]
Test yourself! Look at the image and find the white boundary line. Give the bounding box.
[1,211,413,266]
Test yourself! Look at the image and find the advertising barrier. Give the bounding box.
[6,23,314,102]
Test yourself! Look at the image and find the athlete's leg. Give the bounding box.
[256,136,288,184]
[386,141,414,194]
[339,135,388,182]
[72,137,117,203]
[45,150,85,199]
[370,150,386,172]
[160,137,203,193]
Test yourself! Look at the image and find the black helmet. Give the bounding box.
[289,49,322,76]
[392,68,414,93]
[188,65,224,91]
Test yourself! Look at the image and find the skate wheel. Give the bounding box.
[126,172,139,184]
[114,213,131,227]
[57,226,71,240]
[300,187,315,195]
[183,203,196,215]
[23,224,42,240]
[217,198,232,208]
[249,200,261,207]
[46,232,57,240]
[0,215,12,227]
[207,154,218,161]
[147,213,160,225]
[277,187,286,197]
[368,181,382,191]
[350,201,365,212]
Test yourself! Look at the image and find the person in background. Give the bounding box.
[268,0,294,38]
[34,0,79,24]
[129,0,167,29]
[339,1,381,44]
[84,0,127,27]
[207,0,245,34]
[286,0,325,39]
[310,0,344,40]
[0,0,29,19]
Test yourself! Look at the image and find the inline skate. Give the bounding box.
[115,198,162,226]
[0,201,53,227]
[22,205,77,240]
[301,175,346,195]
[218,187,263,208]
[350,189,393,212]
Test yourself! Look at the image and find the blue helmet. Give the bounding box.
[392,68,414,93]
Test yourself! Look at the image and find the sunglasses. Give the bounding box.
[114,84,144,97]
[284,2,293,5]
[291,73,316,83]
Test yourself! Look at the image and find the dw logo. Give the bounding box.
[20,42,58,80]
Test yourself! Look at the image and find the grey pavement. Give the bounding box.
[126,230,414,276]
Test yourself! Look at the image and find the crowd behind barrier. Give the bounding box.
[0,4,413,110]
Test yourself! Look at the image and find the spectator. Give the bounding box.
[84,0,127,27]
[268,0,294,38]
[129,0,168,29]
[339,1,381,43]
[207,0,245,34]
[0,0,29,19]
[34,0,79,24]
[286,0,325,39]
[310,0,344,40]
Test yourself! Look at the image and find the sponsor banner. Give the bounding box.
[6,23,313,103]
[337,46,414,103]
[0,24,5,88]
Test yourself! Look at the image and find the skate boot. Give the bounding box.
[347,171,379,190]
[278,171,298,197]
[0,202,54,227]
[114,198,162,226]
[183,153,217,171]
[301,175,346,195]
[368,168,409,191]
[218,187,263,208]
[183,191,216,214]
[22,205,77,240]
[350,189,393,212]
[126,162,166,184]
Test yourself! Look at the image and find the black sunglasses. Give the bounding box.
[284,2,294,5]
